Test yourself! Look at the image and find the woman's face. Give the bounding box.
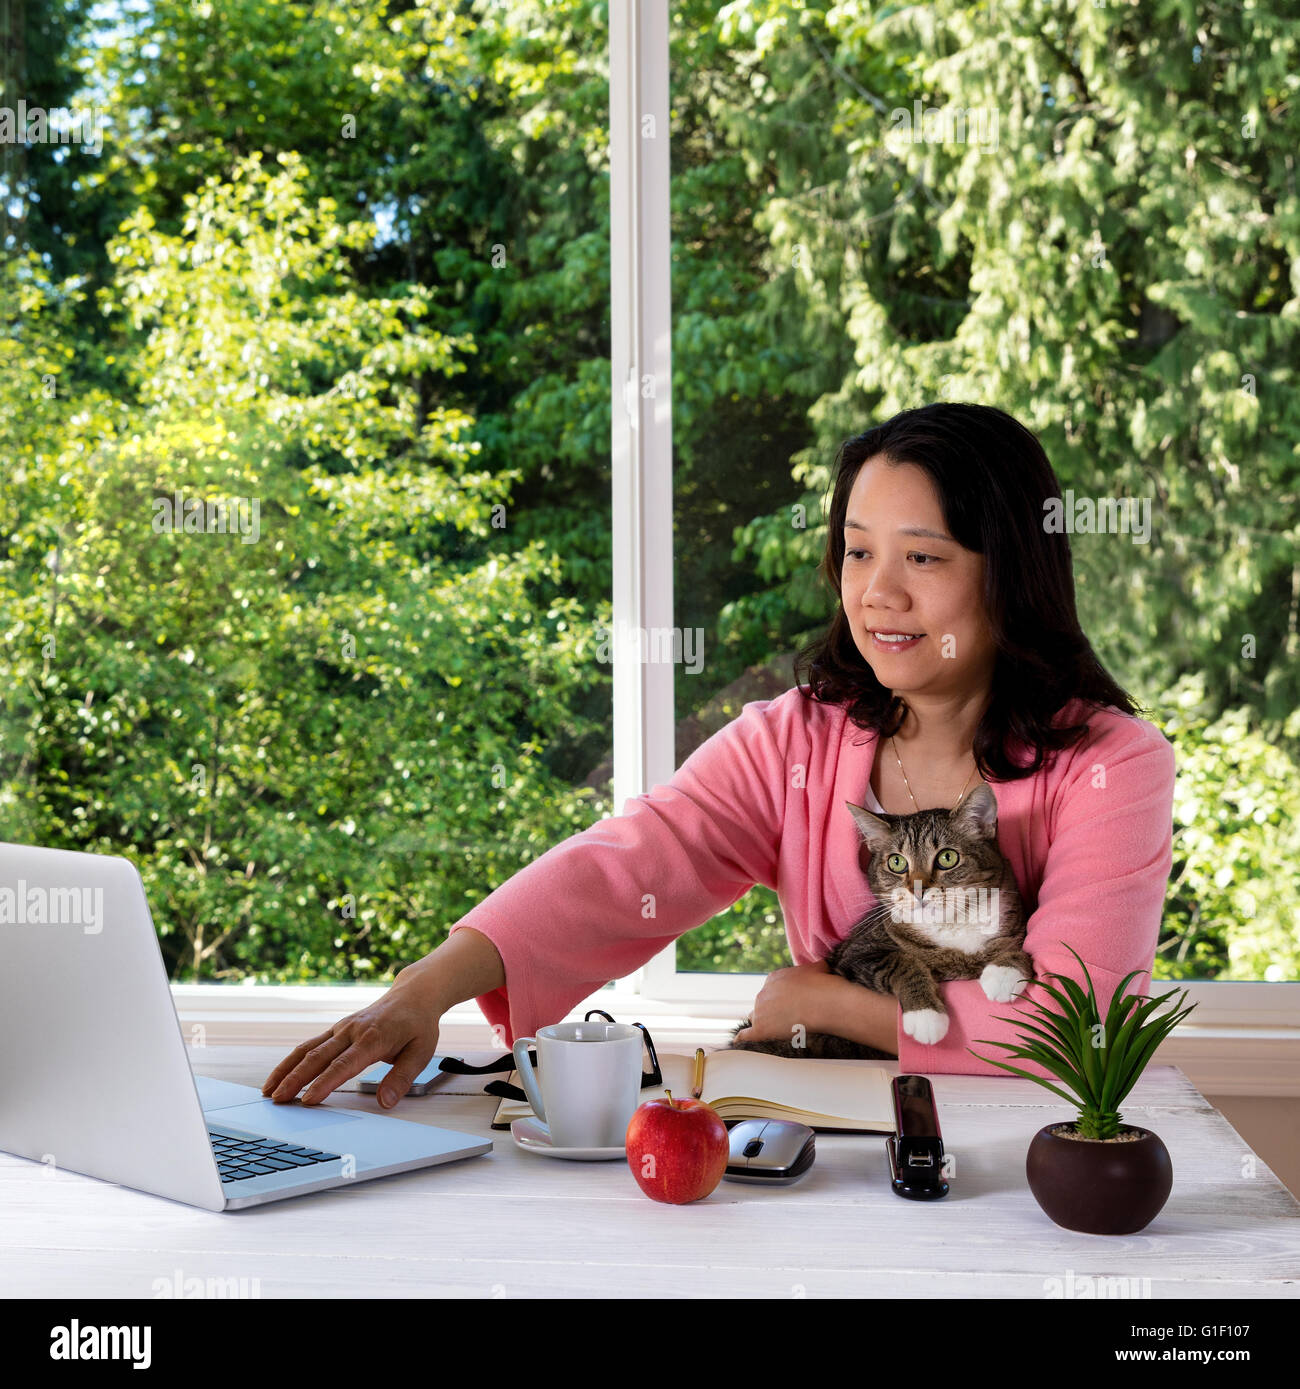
[839,458,997,705]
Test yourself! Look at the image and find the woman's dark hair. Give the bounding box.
[793,401,1143,781]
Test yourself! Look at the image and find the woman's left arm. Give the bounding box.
[733,960,899,1053]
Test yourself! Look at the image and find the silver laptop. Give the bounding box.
[0,841,491,1210]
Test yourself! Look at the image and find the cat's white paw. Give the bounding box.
[981,963,1030,1003]
[902,1008,949,1045]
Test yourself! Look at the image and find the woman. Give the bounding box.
[263,402,1175,1108]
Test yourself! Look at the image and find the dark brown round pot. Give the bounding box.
[1026,1123,1173,1234]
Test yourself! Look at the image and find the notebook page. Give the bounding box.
[701,1049,894,1126]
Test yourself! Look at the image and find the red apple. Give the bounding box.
[625,1090,730,1204]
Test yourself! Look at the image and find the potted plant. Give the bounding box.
[968,944,1197,1235]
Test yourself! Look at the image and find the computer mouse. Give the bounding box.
[722,1118,816,1184]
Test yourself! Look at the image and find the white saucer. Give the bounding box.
[509,1116,627,1161]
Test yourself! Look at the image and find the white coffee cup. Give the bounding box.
[511,1020,644,1148]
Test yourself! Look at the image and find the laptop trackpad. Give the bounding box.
[212,1099,368,1136]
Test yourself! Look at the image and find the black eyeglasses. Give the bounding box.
[435,1008,663,1101]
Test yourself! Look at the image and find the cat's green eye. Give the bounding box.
[886,853,908,873]
[935,848,960,869]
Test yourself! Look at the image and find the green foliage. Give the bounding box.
[3,150,610,981]
[675,886,793,975]
[1157,675,1300,982]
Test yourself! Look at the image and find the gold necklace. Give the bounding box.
[891,735,978,812]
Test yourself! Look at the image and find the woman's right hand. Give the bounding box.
[260,964,447,1110]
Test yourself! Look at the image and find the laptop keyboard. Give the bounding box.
[210,1132,342,1183]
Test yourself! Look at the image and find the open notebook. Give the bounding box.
[491,1047,896,1133]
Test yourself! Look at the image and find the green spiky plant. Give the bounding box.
[967,944,1198,1140]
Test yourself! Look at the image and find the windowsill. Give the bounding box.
[171,981,762,1049]
[170,983,1300,1098]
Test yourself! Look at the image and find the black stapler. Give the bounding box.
[885,1074,949,1199]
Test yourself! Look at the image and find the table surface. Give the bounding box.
[3,1048,1298,1298]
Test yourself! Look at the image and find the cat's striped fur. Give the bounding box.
[729,783,1032,1059]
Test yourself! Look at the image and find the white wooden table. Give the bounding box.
[3,1050,1298,1299]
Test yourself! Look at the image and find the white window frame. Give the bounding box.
[607,0,760,1005]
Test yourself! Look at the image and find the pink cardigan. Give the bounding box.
[449,686,1176,1078]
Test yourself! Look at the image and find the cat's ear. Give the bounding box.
[845,800,894,852]
[953,782,998,838]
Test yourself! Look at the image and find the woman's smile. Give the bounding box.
[868,629,926,652]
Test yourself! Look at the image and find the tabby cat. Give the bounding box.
[729,782,1032,1059]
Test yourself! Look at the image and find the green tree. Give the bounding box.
[3,151,608,980]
